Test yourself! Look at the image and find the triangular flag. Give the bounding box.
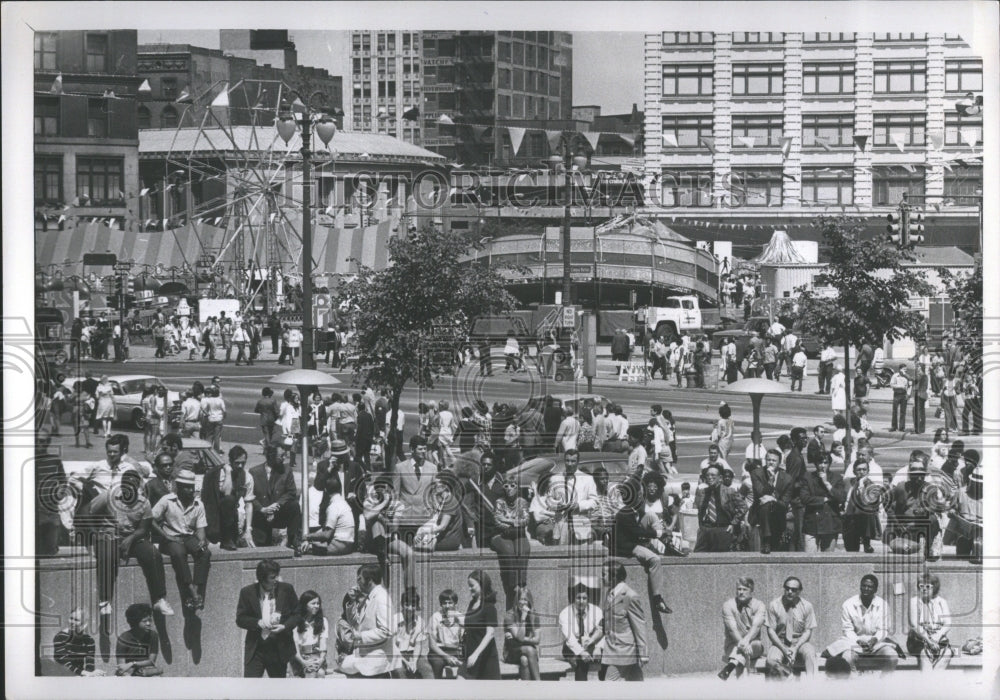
[620,134,635,147]
[582,131,601,152]
[662,132,678,147]
[507,126,527,154]
[700,136,716,154]
[960,128,979,148]
[736,135,756,148]
[901,164,915,173]
[780,136,793,157]
[928,131,944,150]
[891,132,907,152]
[402,106,419,120]
[139,187,150,197]
[470,124,490,140]
[58,214,66,223]
[176,86,192,103]
[782,172,799,182]
[108,219,116,228]
[814,137,834,152]
[211,83,229,107]
[436,114,455,126]
[138,79,152,94]
[853,134,869,152]
[50,74,63,94]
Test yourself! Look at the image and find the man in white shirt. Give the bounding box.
[790,346,808,392]
[823,575,899,676]
[555,408,581,452]
[626,426,648,474]
[339,563,398,678]
[533,449,598,544]
[699,443,732,477]
[559,582,604,681]
[844,444,883,481]
[777,331,798,380]
[767,320,786,345]
[817,344,838,394]
[232,322,252,366]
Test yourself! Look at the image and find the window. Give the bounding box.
[803,63,854,94]
[34,96,59,136]
[526,44,536,67]
[161,105,179,128]
[731,114,783,147]
[539,46,548,68]
[549,76,560,97]
[362,57,371,73]
[538,73,548,94]
[802,114,854,147]
[513,68,524,91]
[513,42,524,64]
[874,113,925,147]
[353,58,362,74]
[513,94,525,118]
[34,156,62,205]
[801,168,853,206]
[402,33,411,50]
[660,169,713,207]
[731,168,783,207]
[661,32,714,45]
[804,33,856,42]
[160,77,178,99]
[943,166,982,205]
[874,61,926,93]
[873,166,925,205]
[661,115,713,148]
[353,34,362,51]
[86,33,108,73]
[76,157,123,205]
[662,64,713,96]
[87,99,107,137]
[387,33,396,51]
[498,93,511,116]
[136,105,151,129]
[34,32,57,70]
[945,112,982,147]
[732,32,784,43]
[377,34,386,52]
[498,41,511,61]
[362,34,371,51]
[945,60,983,93]
[732,64,783,96]
[873,33,927,42]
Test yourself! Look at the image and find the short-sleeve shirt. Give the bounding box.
[116,628,159,664]
[766,597,817,644]
[293,617,329,655]
[91,491,152,536]
[429,610,463,650]
[722,597,766,645]
[393,613,427,656]
[151,493,207,540]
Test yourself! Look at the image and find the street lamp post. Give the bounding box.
[548,134,589,308]
[277,95,338,371]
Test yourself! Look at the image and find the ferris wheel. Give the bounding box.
[161,78,338,313]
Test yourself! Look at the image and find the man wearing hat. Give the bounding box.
[248,440,303,553]
[885,455,940,558]
[889,366,911,432]
[150,468,212,610]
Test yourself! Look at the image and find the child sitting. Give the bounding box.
[427,589,464,678]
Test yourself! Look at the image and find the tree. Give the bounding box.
[341,226,517,466]
[938,255,982,361]
[793,216,932,453]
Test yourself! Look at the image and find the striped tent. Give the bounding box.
[36,220,395,278]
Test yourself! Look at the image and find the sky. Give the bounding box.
[136,29,644,114]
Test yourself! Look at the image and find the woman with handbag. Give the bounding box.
[907,574,953,671]
[502,587,541,680]
[115,603,162,676]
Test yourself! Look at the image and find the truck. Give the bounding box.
[711,316,820,358]
[635,296,704,344]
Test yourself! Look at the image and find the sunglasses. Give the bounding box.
[784,586,801,592]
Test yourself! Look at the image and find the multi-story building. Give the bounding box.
[422,31,573,164]
[643,32,983,256]
[34,30,142,230]
[347,31,423,145]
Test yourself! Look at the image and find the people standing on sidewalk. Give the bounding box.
[237,558,301,678]
[912,364,929,434]
[233,322,252,366]
[889,366,911,432]
[789,345,808,392]
[940,369,959,431]
[712,403,735,460]
[200,385,226,454]
[855,340,874,382]
[960,370,981,435]
[94,375,116,438]
[278,324,292,365]
[830,364,847,415]
[817,344,837,394]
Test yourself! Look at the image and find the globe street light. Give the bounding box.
[277,94,337,370]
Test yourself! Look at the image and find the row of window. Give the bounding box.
[663,60,981,96]
[656,166,980,208]
[662,32,967,45]
[35,156,124,206]
[351,32,418,52]
[33,32,109,73]
[497,93,561,119]
[661,113,982,148]
[497,41,555,70]
[498,68,559,95]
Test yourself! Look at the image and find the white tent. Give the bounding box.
[755,230,806,264]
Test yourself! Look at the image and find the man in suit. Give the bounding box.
[249,440,302,553]
[806,425,827,467]
[339,563,397,678]
[236,558,300,677]
[912,364,929,434]
[751,450,795,554]
[355,398,376,469]
[387,435,436,588]
[611,481,672,615]
[694,465,746,552]
[203,445,255,550]
[597,559,647,681]
[785,428,809,551]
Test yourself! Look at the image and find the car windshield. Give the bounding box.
[117,379,160,395]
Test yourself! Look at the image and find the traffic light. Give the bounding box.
[886,211,903,244]
[909,210,925,245]
[126,278,135,296]
[114,276,123,298]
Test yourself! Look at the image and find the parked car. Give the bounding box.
[62,374,181,430]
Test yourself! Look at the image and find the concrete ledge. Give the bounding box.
[499,659,572,680]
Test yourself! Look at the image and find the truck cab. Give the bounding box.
[635,296,703,344]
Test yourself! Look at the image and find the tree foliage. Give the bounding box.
[341,226,517,462]
[937,256,982,353]
[793,216,933,350]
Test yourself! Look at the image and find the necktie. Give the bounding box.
[414,462,421,481]
[705,489,718,525]
[222,466,232,496]
[577,608,586,643]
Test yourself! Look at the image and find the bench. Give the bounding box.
[499,658,572,680]
[752,652,983,675]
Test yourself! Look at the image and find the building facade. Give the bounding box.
[643,32,983,256]
[347,31,423,146]
[34,30,142,230]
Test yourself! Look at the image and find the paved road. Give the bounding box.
[56,352,947,477]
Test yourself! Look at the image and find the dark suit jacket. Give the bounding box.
[694,484,746,527]
[806,438,825,467]
[249,463,297,510]
[356,410,376,446]
[798,471,845,535]
[601,583,647,666]
[612,508,659,558]
[202,465,249,543]
[236,581,300,663]
[749,468,795,523]
[784,448,806,490]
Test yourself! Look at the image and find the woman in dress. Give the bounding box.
[278,389,299,440]
[292,590,329,678]
[502,587,541,680]
[713,402,735,460]
[940,369,959,432]
[94,375,116,438]
[907,574,952,671]
[140,385,160,455]
[461,569,501,680]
